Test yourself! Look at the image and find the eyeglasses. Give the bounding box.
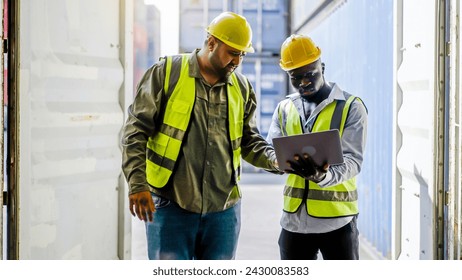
[289,71,316,81]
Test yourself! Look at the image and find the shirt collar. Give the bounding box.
[328,83,346,101]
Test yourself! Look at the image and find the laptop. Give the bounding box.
[272,129,344,171]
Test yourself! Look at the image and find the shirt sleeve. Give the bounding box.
[317,98,368,187]
[121,61,165,194]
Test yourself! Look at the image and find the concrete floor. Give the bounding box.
[131,173,379,260]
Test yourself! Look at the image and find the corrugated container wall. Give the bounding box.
[179,0,289,173]
[294,0,394,258]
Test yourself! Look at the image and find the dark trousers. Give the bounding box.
[278,216,359,260]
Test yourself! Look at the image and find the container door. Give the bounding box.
[11,0,129,259]
[395,0,438,260]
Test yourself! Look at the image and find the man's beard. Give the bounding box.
[217,64,236,79]
[300,85,329,104]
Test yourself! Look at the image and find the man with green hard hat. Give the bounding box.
[266,34,368,260]
[121,11,279,260]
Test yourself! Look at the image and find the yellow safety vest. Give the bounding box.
[278,95,359,217]
[145,54,248,188]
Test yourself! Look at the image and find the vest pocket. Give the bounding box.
[164,99,192,131]
[148,133,169,157]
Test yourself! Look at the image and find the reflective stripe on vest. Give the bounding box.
[146,54,247,188]
[278,95,359,217]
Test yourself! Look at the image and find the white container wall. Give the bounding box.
[395,0,438,260]
[447,0,462,260]
[15,0,132,259]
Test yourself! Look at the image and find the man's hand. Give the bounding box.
[285,153,329,183]
[129,191,156,222]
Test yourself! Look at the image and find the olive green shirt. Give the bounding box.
[121,50,279,213]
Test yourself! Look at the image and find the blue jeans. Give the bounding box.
[145,193,241,260]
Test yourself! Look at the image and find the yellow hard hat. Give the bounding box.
[279,34,321,71]
[206,12,255,53]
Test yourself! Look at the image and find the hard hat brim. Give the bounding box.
[206,30,255,53]
[221,39,255,53]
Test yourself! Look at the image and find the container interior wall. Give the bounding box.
[296,0,394,258]
[18,0,124,259]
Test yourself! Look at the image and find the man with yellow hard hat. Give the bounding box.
[266,34,368,260]
[121,12,279,260]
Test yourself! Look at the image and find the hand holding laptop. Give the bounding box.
[284,153,329,183]
[272,129,344,182]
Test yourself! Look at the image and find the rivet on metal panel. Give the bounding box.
[414,43,421,48]
[413,193,420,198]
